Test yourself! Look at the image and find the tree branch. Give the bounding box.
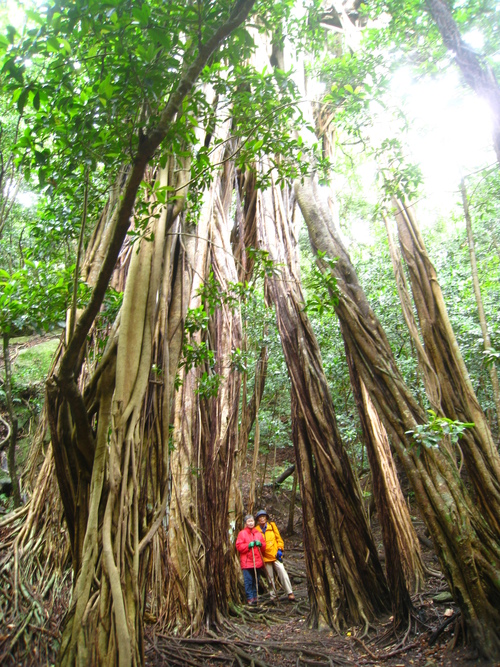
[59,0,256,377]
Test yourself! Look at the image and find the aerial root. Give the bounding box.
[359,617,371,639]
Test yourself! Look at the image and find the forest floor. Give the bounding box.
[145,446,495,667]
[0,375,497,666]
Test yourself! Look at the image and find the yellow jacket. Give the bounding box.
[256,521,284,562]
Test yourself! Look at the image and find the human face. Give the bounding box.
[258,515,267,526]
[245,517,255,529]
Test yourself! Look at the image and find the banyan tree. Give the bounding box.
[3,1,500,665]
[36,2,257,664]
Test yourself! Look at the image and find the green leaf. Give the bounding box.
[99,74,115,99]
[46,36,61,53]
[17,88,29,113]
[59,38,72,55]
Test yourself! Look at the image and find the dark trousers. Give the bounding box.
[242,567,262,601]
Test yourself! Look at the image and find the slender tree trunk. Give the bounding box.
[276,463,295,486]
[257,169,390,630]
[296,176,500,660]
[3,335,21,507]
[392,197,500,534]
[248,413,261,514]
[425,0,500,163]
[286,466,298,536]
[460,179,500,430]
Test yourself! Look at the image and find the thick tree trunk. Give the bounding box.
[296,176,500,660]
[139,203,199,623]
[460,179,500,430]
[199,172,243,623]
[392,197,500,534]
[257,170,390,630]
[239,345,268,466]
[233,168,258,284]
[55,163,192,667]
[425,0,500,164]
[345,345,424,623]
[232,167,267,522]
[248,412,261,515]
[43,6,257,664]
[163,153,243,630]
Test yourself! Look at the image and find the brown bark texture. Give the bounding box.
[55,162,193,667]
[163,152,243,631]
[257,168,390,631]
[392,197,500,534]
[383,214,441,412]
[295,176,500,660]
[231,166,267,525]
[345,344,424,624]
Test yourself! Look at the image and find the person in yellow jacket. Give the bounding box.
[255,509,295,601]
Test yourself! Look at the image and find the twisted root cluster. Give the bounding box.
[0,450,71,666]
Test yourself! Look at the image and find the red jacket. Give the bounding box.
[235,526,266,569]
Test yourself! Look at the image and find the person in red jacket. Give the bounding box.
[235,514,266,605]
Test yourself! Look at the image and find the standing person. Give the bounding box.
[255,509,295,601]
[235,514,266,605]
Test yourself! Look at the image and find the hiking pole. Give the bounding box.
[257,546,279,604]
[251,545,259,604]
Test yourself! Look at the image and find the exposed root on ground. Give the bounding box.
[146,628,356,667]
[0,478,477,667]
[144,577,466,667]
